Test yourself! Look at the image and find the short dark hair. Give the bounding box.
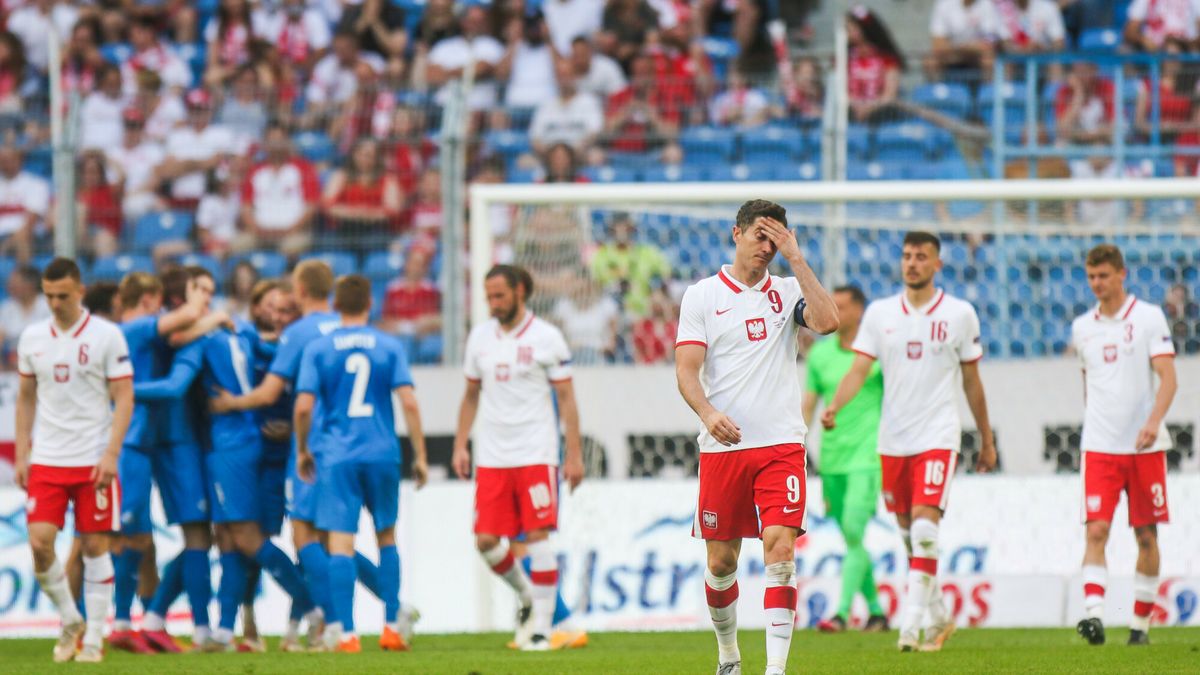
[735,199,787,231]
[1086,243,1125,270]
[187,265,214,283]
[903,230,941,252]
[159,265,190,308]
[333,275,372,315]
[14,264,39,287]
[42,257,81,283]
[833,285,866,307]
[485,264,534,299]
[84,281,119,318]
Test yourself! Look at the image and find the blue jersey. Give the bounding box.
[271,311,342,382]
[121,315,165,449]
[296,325,412,464]
[253,336,292,463]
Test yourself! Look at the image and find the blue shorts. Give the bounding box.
[207,449,262,524]
[259,462,287,536]
[285,451,319,523]
[118,445,154,535]
[157,442,209,525]
[314,460,400,534]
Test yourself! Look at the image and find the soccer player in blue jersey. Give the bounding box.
[135,268,320,651]
[294,274,429,653]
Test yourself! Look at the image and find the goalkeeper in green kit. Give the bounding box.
[802,286,889,632]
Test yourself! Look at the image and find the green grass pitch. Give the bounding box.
[3,628,1198,673]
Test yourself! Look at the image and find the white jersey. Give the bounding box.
[853,289,983,457]
[675,266,809,453]
[1071,295,1175,454]
[464,312,572,468]
[17,311,133,467]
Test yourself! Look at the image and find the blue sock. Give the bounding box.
[217,553,247,631]
[328,554,356,633]
[182,549,212,628]
[113,549,143,622]
[148,553,184,617]
[298,542,333,618]
[140,594,155,613]
[522,557,571,627]
[377,546,400,624]
[354,551,382,599]
[257,541,314,614]
[243,562,261,605]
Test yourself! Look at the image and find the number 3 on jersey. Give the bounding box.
[346,353,374,418]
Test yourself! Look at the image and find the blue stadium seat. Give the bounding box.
[977,82,1028,128]
[608,152,657,170]
[174,253,221,283]
[774,162,821,181]
[741,126,806,164]
[911,83,973,119]
[301,251,357,277]
[582,166,637,183]
[134,211,193,250]
[706,163,774,182]
[847,124,872,159]
[874,122,948,160]
[680,126,738,162]
[100,43,133,65]
[643,165,705,182]
[231,251,287,278]
[1078,28,1121,52]
[484,130,531,163]
[292,131,336,165]
[24,146,52,179]
[92,255,153,281]
[847,161,906,180]
[365,251,405,284]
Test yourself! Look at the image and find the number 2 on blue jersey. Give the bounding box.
[346,352,374,418]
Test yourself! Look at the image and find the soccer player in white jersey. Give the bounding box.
[821,230,996,653]
[453,264,585,652]
[1071,244,1177,647]
[14,258,134,663]
[675,200,839,675]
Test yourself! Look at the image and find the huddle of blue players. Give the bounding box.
[100,259,426,654]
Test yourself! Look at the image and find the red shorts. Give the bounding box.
[880,449,956,514]
[474,465,559,538]
[26,465,121,533]
[693,443,807,540]
[1082,451,1169,527]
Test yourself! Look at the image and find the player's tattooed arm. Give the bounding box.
[293,392,317,483]
[13,373,36,490]
[1138,356,1178,450]
[395,386,429,489]
[676,343,742,446]
[821,353,874,430]
[757,216,839,334]
[961,361,997,473]
[553,379,585,491]
[452,379,482,479]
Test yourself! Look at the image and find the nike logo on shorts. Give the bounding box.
[782,506,802,513]
[923,488,940,496]
[1153,509,1167,517]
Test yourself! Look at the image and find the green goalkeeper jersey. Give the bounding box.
[805,336,883,474]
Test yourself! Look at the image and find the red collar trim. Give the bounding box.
[51,311,90,339]
[717,269,741,294]
[761,277,772,293]
[718,267,772,294]
[899,295,909,315]
[1094,295,1137,321]
[515,312,535,338]
[1121,297,1137,320]
[902,289,944,315]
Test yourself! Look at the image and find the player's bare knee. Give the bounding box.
[706,547,738,577]
[476,534,501,553]
[1134,525,1157,550]
[80,533,111,558]
[762,528,798,564]
[29,537,56,569]
[1085,520,1110,546]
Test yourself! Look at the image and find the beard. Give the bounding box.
[493,304,519,325]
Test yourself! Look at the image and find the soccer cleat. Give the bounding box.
[396,606,420,645]
[1127,629,1150,646]
[817,616,847,633]
[897,629,921,652]
[238,637,268,653]
[1077,617,1106,646]
[379,626,410,652]
[863,614,890,632]
[74,644,104,663]
[108,629,156,654]
[521,634,551,652]
[549,629,589,650]
[335,635,362,653]
[141,629,184,653]
[512,602,535,648]
[765,667,785,675]
[920,620,957,652]
[716,660,741,675]
[305,609,326,650]
[53,621,85,662]
[279,636,306,653]
[200,637,236,653]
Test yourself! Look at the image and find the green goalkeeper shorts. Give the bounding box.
[822,470,881,519]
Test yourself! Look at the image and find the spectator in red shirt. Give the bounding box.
[405,168,442,250]
[240,123,319,258]
[783,56,825,120]
[321,137,403,255]
[1135,42,1195,147]
[631,284,678,364]
[606,53,682,153]
[646,17,714,125]
[1055,61,1115,144]
[61,19,104,99]
[382,245,442,364]
[77,150,122,257]
[845,6,905,125]
[204,0,257,87]
[0,31,26,117]
[389,105,435,196]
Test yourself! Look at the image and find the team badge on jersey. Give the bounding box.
[746,318,766,342]
[496,363,511,381]
[702,510,718,529]
[1103,345,1117,363]
[907,342,923,360]
[54,364,69,382]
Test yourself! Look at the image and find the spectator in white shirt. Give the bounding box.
[240,124,320,257]
[197,159,245,258]
[996,0,1066,53]
[159,89,237,208]
[1124,0,1200,51]
[553,275,620,365]
[498,12,558,109]
[256,0,332,76]
[304,29,385,127]
[530,59,603,155]
[0,146,50,263]
[7,0,77,73]
[544,0,605,55]
[106,106,167,223]
[426,6,506,111]
[926,0,999,82]
[132,69,186,144]
[570,36,627,99]
[122,17,194,95]
[80,64,128,153]
[709,69,771,128]
[0,265,50,367]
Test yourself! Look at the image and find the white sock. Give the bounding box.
[142,611,165,632]
[763,561,797,673]
[285,619,301,641]
[194,625,212,645]
[899,528,913,558]
[1082,564,1106,620]
[83,554,115,649]
[214,627,234,644]
[480,541,533,606]
[903,518,939,634]
[526,540,557,638]
[34,558,83,626]
[323,622,343,649]
[1132,573,1157,632]
[704,568,740,664]
[113,619,132,632]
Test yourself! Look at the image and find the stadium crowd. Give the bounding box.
[0,0,1195,370]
